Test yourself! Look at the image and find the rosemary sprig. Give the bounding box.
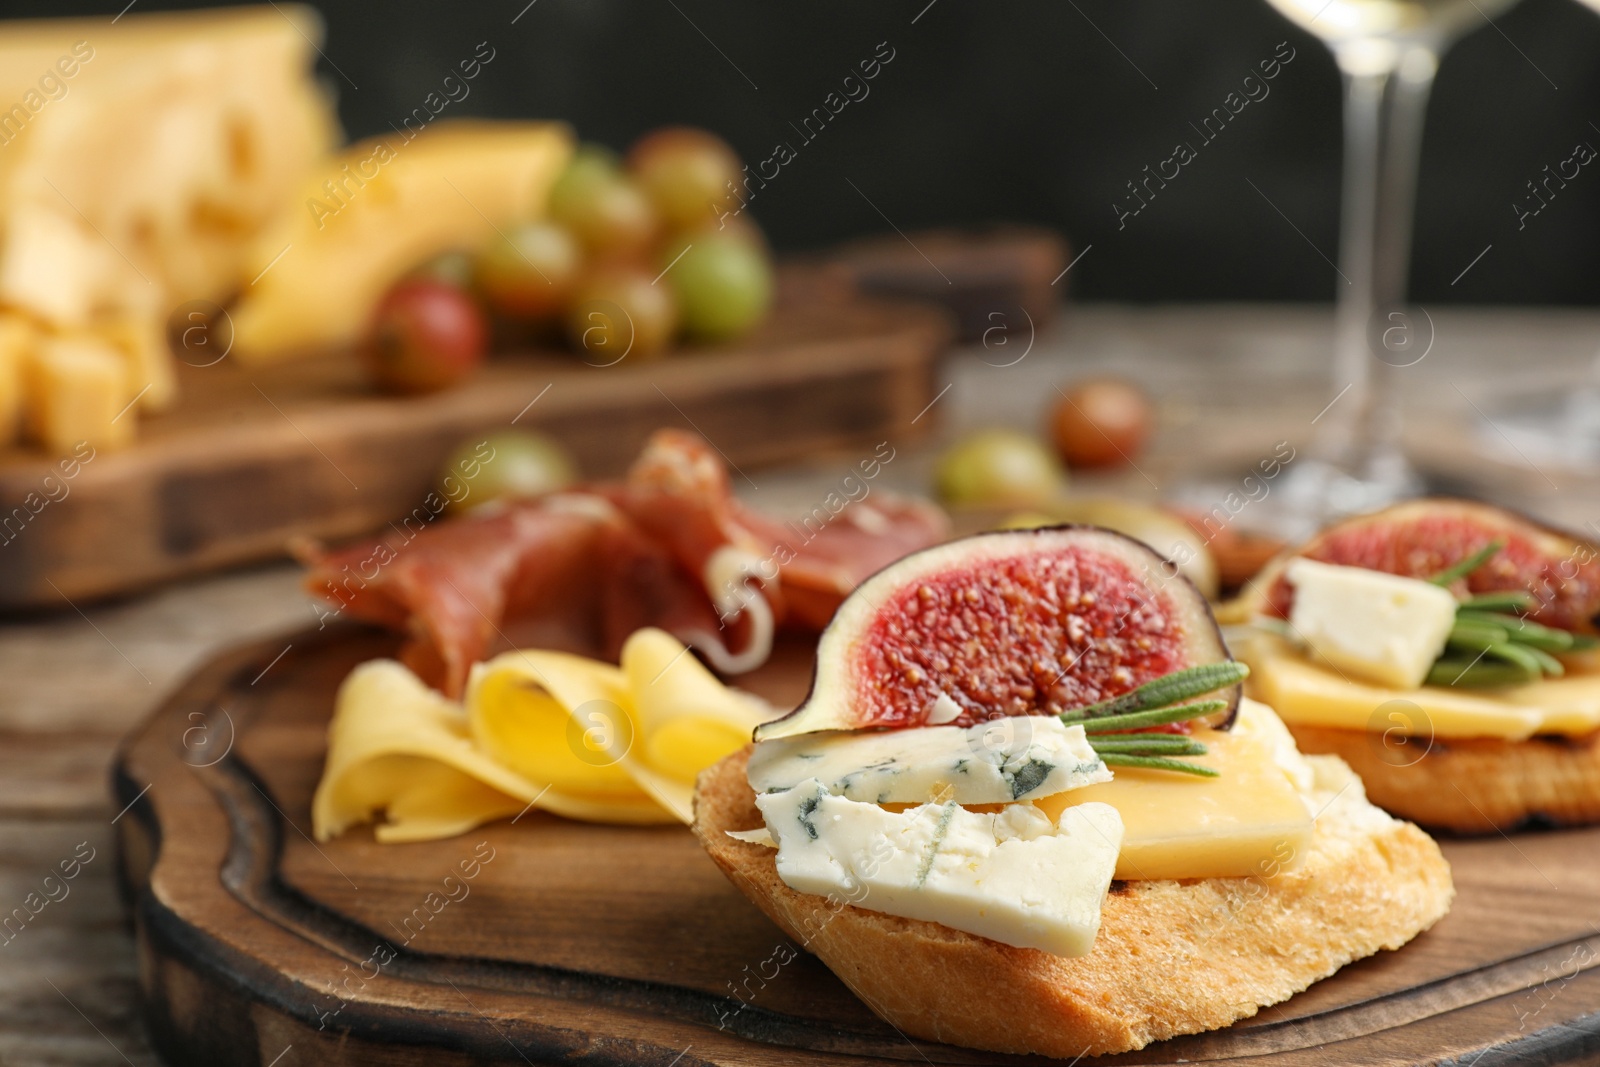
[1426,657,1534,689]
[1429,541,1504,587]
[1461,590,1536,613]
[1456,610,1574,652]
[1063,699,1229,734]
[1086,737,1210,756]
[1098,753,1221,778]
[1065,662,1250,720]
[1059,662,1247,777]
[1085,731,1214,746]
[1423,540,1589,688]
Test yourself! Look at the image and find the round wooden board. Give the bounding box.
[114,626,1600,1066]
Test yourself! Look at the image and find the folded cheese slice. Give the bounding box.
[311,659,667,844]
[312,629,768,841]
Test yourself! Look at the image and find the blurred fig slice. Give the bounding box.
[1245,498,1600,634]
[755,526,1236,741]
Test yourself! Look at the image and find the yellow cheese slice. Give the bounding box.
[622,626,770,783]
[1501,674,1600,735]
[1240,634,1600,740]
[231,119,572,362]
[467,650,650,799]
[1038,699,1314,881]
[315,630,767,842]
[313,659,669,844]
[468,629,767,823]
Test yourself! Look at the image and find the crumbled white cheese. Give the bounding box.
[925,691,963,725]
[745,715,1109,805]
[1286,558,1458,689]
[756,779,1123,957]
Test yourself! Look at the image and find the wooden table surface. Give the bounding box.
[6,302,1597,1066]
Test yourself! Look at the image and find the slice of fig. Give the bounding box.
[1244,499,1600,634]
[754,525,1237,741]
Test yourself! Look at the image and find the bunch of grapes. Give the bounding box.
[364,127,775,394]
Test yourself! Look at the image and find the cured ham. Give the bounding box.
[300,430,948,696]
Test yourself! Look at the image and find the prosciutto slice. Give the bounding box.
[300,430,947,696]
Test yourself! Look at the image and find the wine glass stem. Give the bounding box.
[1321,48,1438,487]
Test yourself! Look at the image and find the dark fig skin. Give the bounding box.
[755,524,1240,742]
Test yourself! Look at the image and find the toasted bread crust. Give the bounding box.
[694,746,1453,1057]
[1286,723,1600,834]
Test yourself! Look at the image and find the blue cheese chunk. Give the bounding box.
[756,778,1123,957]
[745,716,1109,805]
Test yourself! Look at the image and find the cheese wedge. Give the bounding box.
[1242,633,1600,740]
[0,7,334,325]
[231,120,573,361]
[1038,699,1315,880]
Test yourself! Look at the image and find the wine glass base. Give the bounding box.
[1249,452,1426,541]
[1474,385,1600,471]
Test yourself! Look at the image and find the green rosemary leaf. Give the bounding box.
[1460,591,1537,613]
[1429,541,1504,587]
[1426,656,1536,688]
[1083,732,1211,747]
[1063,662,1249,720]
[1455,610,1574,652]
[1067,700,1228,734]
[1483,641,1545,676]
[1520,645,1566,678]
[1448,619,1511,649]
[1088,738,1210,756]
[1097,753,1220,778]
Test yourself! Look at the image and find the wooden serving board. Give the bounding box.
[113,626,1600,1066]
[0,270,948,610]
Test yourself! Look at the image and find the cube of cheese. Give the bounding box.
[746,716,1110,805]
[0,313,34,445]
[1285,558,1458,689]
[98,314,176,412]
[757,780,1123,957]
[25,336,134,453]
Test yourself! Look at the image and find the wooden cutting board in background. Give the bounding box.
[0,271,945,610]
[0,229,1066,611]
[114,626,1600,1066]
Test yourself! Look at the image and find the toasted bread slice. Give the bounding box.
[694,746,1453,1058]
[1286,723,1600,834]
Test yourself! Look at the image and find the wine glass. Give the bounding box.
[1455,0,1600,488]
[1258,0,1524,536]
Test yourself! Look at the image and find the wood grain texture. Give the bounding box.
[826,226,1067,342]
[114,625,1600,1066]
[0,273,949,610]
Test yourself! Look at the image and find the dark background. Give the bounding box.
[13,0,1600,303]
